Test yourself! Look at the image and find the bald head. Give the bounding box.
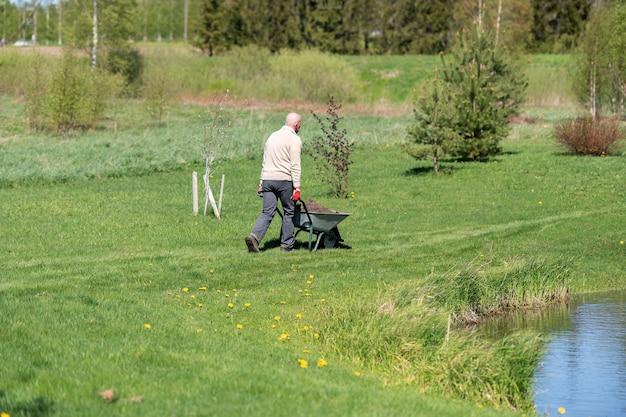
[285,113,302,133]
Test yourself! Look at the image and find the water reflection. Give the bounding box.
[532,290,626,417]
[485,290,626,416]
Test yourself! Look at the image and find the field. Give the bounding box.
[0,46,624,417]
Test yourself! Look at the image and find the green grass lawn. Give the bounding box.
[1,96,625,416]
[0,51,624,416]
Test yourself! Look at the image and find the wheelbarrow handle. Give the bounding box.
[298,199,315,251]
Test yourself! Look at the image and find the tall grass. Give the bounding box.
[1,46,579,111]
[524,54,579,108]
[422,256,572,324]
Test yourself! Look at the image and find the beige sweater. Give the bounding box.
[260,126,302,188]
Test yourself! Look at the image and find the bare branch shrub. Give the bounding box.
[554,116,625,156]
[308,97,353,198]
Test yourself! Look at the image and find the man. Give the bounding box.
[245,112,302,252]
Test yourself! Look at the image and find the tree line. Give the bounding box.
[2,0,595,54]
[196,0,594,55]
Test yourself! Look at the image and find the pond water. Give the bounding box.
[486,290,626,416]
[531,290,626,417]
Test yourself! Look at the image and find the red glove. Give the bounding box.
[257,181,263,197]
[292,187,301,202]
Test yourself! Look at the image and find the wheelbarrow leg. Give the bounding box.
[312,232,325,252]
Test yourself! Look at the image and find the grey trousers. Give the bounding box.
[250,180,296,249]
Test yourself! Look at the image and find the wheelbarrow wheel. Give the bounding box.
[322,233,337,249]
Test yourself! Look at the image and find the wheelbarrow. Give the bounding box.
[293,200,351,251]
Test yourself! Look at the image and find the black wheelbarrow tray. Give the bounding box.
[294,200,351,251]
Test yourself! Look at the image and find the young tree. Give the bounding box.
[406,30,527,165]
[451,0,534,53]
[308,97,353,198]
[379,0,454,54]
[195,0,230,55]
[404,69,457,173]
[199,92,232,218]
[575,1,626,118]
[530,0,591,52]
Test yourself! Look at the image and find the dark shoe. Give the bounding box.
[245,235,259,253]
[280,246,295,252]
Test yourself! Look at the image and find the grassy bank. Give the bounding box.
[1,88,625,415]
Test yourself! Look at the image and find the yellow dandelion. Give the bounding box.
[538,201,543,205]
[198,286,207,291]
[280,301,286,305]
[476,403,484,409]
[144,323,151,329]
[298,358,309,368]
[2,412,10,417]
[320,299,326,303]
[236,324,243,329]
[557,407,566,415]
[232,288,237,292]
[302,325,310,331]
[191,295,195,299]
[210,269,214,273]
[225,293,230,297]
[148,263,153,267]
[354,371,361,377]
[303,349,309,354]
[274,315,281,321]
[620,240,624,245]
[309,274,314,279]
[317,358,328,368]
[278,333,290,341]
[227,302,234,308]
[196,328,203,333]
[197,303,203,307]
[295,313,303,319]
[306,280,312,285]
[305,293,312,297]
[244,303,251,307]
[271,324,277,328]
[183,287,189,292]
[314,333,320,339]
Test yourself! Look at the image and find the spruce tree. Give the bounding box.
[406,30,527,166]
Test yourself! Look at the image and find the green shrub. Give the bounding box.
[48,52,90,133]
[554,115,625,156]
[22,54,50,131]
[271,49,359,103]
[102,46,144,96]
[45,50,123,134]
[220,45,272,81]
[142,66,175,125]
